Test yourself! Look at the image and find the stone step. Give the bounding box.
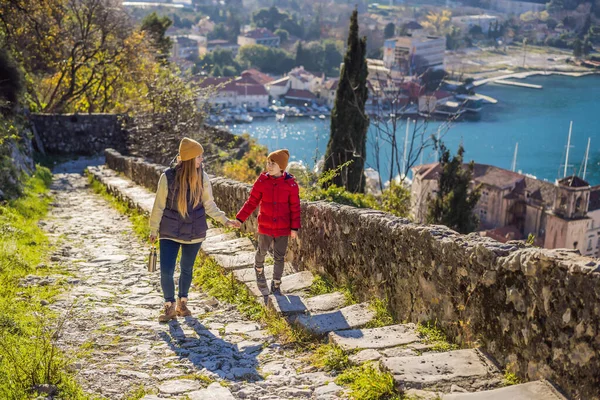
[202,231,238,245]
[439,380,567,400]
[211,251,256,270]
[232,263,296,282]
[380,349,501,392]
[328,324,421,351]
[244,270,315,298]
[292,303,376,336]
[267,291,348,316]
[88,166,155,214]
[187,382,236,400]
[202,237,255,255]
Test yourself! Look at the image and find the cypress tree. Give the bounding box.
[426,143,481,234]
[322,8,369,193]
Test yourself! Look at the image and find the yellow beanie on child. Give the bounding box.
[268,149,290,171]
[179,137,204,161]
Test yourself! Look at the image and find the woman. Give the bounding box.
[149,137,240,322]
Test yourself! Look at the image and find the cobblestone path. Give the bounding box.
[43,160,342,400]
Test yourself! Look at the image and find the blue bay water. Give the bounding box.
[227,74,600,186]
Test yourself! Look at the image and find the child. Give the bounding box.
[236,149,301,295]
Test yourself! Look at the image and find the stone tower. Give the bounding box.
[544,176,591,251]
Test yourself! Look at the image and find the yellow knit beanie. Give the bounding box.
[179,137,204,161]
[268,149,290,171]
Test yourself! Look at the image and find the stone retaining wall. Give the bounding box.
[31,114,127,155]
[105,148,600,400]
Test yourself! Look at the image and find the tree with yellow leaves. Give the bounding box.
[421,10,452,35]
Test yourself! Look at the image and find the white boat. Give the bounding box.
[318,114,326,120]
[234,114,253,123]
[455,94,484,113]
[310,116,316,120]
[276,113,285,122]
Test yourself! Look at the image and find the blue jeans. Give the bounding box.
[159,239,202,303]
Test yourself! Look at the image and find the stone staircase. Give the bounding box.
[87,165,568,400]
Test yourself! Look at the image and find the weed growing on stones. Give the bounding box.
[335,362,400,400]
[503,364,521,386]
[193,253,315,345]
[416,321,459,352]
[123,384,156,400]
[365,297,395,328]
[310,343,351,372]
[308,274,336,296]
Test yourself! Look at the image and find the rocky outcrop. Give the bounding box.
[104,148,600,400]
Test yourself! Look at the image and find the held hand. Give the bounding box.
[149,234,157,244]
[290,230,298,239]
[226,219,242,229]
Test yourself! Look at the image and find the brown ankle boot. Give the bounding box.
[176,297,192,317]
[158,302,177,322]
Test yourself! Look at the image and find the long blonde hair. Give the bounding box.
[175,158,203,218]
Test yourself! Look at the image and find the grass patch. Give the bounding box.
[193,253,314,345]
[310,343,351,372]
[123,384,156,400]
[416,321,459,352]
[0,166,88,399]
[308,274,336,297]
[364,297,395,329]
[307,273,358,306]
[178,373,215,386]
[503,364,521,386]
[87,173,149,240]
[335,362,400,400]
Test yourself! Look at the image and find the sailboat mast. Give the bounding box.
[564,121,572,178]
[583,137,591,181]
[512,142,519,172]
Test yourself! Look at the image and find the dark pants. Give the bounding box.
[159,239,202,303]
[255,234,289,281]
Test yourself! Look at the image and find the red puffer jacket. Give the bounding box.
[236,172,301,237]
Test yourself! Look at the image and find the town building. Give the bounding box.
[170,36,201,59]
[237,28,280,48]
[383,35,446,75]
[266,66,324,105]
[411,163,600,257]
[319,79,339,108]
[487,0,546,14]
[198,75,269,108]
[199,40,239,56]
[451,14,500,33]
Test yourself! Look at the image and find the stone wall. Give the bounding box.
[105,149,600,400]
[31,114,127,155]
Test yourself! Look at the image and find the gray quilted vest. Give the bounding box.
[158,167,208,241]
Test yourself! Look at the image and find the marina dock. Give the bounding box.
[494,80,543,89]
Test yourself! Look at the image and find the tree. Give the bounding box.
[573,37,583,57]
[322,9,369,193]
[237,44,294,74]
[426,143,481,233]
[384,22,396,39]
[421,10,452,35]
[141,12,173,62]
[0,49,23,113]
[274,28,289,43]
[295,41,305,66]
[582,35,592,55]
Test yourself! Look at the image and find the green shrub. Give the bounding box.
[416,321,458,352]
[335,362,399,400]
[310,343,351,372]
[365,297,395,328]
